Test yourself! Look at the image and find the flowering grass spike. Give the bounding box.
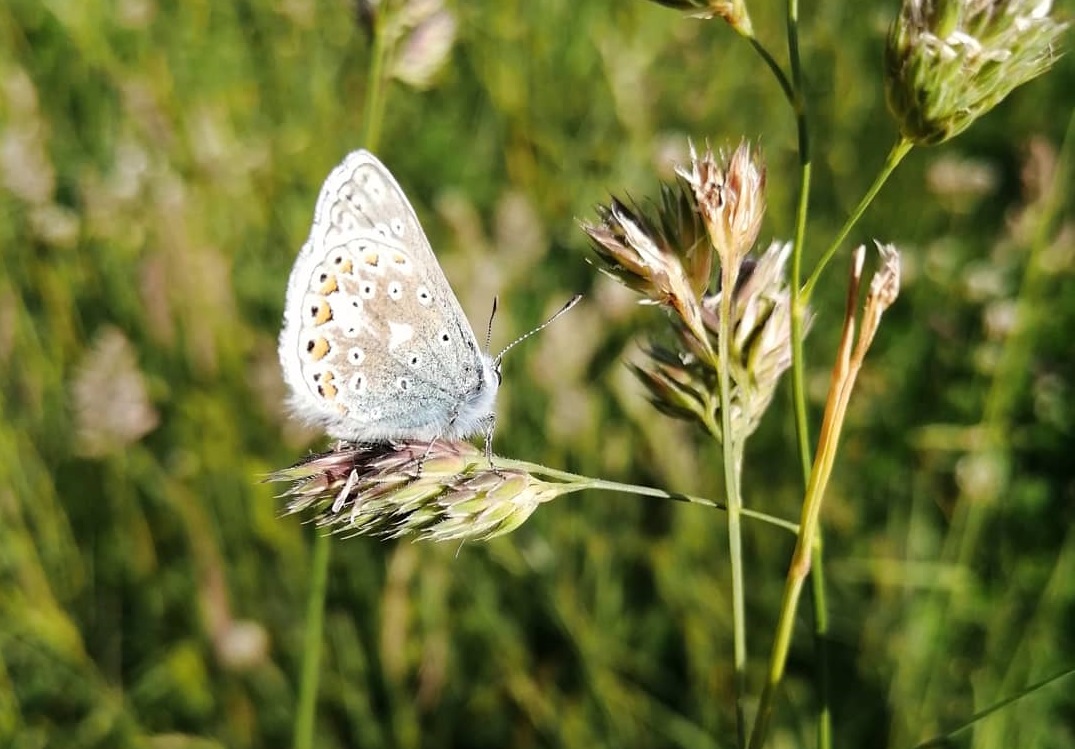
[885,0,1068,145]
[271,441,576,543]
[585,141,796,443]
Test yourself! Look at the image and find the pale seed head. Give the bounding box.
[885,0,1068,145]
[676,141,767,272]
[583,186,711,345]
[271,441,569,543]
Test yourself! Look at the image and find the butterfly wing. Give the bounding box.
[279,150,492,441]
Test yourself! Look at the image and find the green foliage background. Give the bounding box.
[2,0,1074,747]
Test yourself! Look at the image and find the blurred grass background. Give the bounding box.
[1,0,1074,747]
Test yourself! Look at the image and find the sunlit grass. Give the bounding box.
[1,1,1073,747]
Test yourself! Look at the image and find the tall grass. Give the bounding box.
[1,1,1073,747]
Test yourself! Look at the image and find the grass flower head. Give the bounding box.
[271,441,574,543]
[885,0,1068,145]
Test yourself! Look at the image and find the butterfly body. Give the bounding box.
[279,150,499,443]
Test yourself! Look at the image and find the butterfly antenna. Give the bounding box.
[485,296,499,354]
[494,294,583,365]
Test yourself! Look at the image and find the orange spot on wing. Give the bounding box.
[309,337,331,361]
[318,273,338,295]
[317,371,338,400]
[309,299,333,325]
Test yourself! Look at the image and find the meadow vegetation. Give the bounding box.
[1,0,1073,747]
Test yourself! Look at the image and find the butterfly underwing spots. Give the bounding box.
[308,298,333,326]
[330,251,354,276]
[397,377,410,392]
[359,170,386,201]
[407,354,421,368]
[391,252,409,267]
[306,336,331,361]
[388,322,414,350]
[438,329,451,346]
[390,217,405,237]
[348,372,366,393]
[316,271,338,295]
[329,203,359,233]
[316,371,338,400]
[387,281,403,301]
[347,347,365,365]
[339,181,367,213]
[416,286,432,306]
[362,249,380,267]
[374,223,391,240]
[359,280,376,300]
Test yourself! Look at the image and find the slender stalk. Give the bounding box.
[747,37,795,108]
[809,536,832,749]
[750,251,865,749]
[361,14,393,161]
[784,0,812,492]
[294,10,395,748]
[801,137,913,302]
[912,667,1075,749]
[511,460,801,536]
[293,531,331,749]
[782,0,833,746]
[712,256,749,749]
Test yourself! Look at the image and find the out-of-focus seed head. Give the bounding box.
[271,441,570,543]
[355,0,458,90]
[73,327,159,457]
[676,141,767,272]
[885,0,1068,145]
[647,0,755,36]
[391,3,457,90]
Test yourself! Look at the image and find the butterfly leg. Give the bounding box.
[409,437,440,477]
[480,414,498,471]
